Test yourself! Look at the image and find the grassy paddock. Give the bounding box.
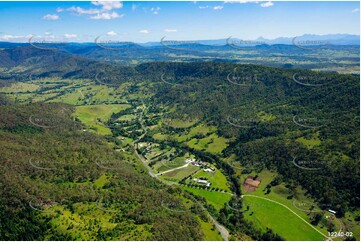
[75,104,130,135]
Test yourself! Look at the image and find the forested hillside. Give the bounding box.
[0,101,205,240]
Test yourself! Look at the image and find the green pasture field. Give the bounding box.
[182,186,232,212]
[192,169,230,192]
[74,104,130,135]
[187,133,229,154]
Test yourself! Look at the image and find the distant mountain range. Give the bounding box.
[141,34,360,46]
[0,34,359,47]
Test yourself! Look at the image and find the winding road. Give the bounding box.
[131,103,230,241]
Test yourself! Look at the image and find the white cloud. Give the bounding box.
[90,12,123,19]
[224,0,276,8]
[199,6,209,9]
[1,34,25,41]
[44,32,52,35]
[67,3,124,20]
[42,14,60,21]
[150,7,160,14]
[260,1,273,7]
[165,29,177,32]
[213,5,224,10]
[150,7,160,11]
[352,8,359,13]
[64,34,77,38]
[56,7,64,13]
[91,1,123,11]
[107,31,117,36]
[224,0,258,3]
[139,29,149,34]
[132,4,137,11]
[0,34,33,42]
[67,6,101,15]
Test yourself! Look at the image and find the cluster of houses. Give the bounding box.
[186,158,208,168]
[185,158,196,164]
[186,158,215,173]
[193,178,211,187]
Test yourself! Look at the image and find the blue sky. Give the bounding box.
[0,1,359,42]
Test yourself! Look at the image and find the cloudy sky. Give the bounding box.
[0,1,359,42]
